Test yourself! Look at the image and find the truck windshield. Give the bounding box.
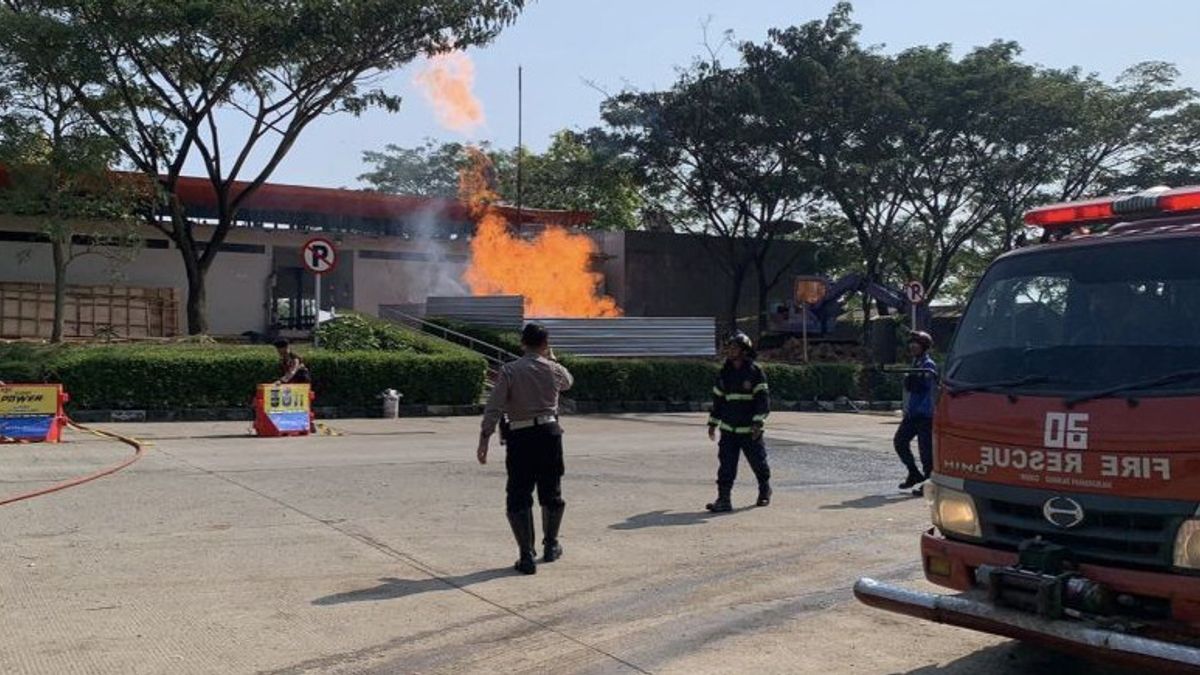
[948,237,1200,395]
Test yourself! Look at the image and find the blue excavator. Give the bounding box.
[767,273,932,338]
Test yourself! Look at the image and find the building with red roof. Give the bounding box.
[0,169,591,338]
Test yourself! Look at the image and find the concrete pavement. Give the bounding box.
[1,413,1138,674]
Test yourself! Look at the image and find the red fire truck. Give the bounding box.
[856,186,1200,671]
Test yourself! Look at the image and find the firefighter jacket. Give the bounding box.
[708,359,770,434]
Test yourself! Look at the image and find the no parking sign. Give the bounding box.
[301,238,337,347]
[301,237,337,275]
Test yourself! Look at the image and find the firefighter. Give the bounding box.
[705,332,772,513]
[895,330,938,491]
[273,339,311,384]
[477,323,574,575]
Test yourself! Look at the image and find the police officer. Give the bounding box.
[896,330,938,491]
[477,323,574,575]
[706,332,772,512]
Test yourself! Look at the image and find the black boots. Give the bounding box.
[705,484,771,510]
[705,487,733,513]
[508,505,565,573]
[899,471,924,490]
[507,509,537,575]
[542,504,565,563]
[756,482,772,507]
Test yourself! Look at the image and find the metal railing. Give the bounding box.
[379,307,519,367]
[378,307,576,411]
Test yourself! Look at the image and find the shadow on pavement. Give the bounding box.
[820,493,921,510]
[609,507,753,530]
[312,568,512,605]
[897,641,1141,675]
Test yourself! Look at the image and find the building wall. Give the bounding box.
[0,215,473,336]
[593,230,817,323]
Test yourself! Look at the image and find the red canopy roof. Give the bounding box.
[0,166,593,227]
[174,174,593,227]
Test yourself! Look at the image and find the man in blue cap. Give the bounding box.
[896,330,938,492]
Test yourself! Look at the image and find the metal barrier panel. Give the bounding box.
[530,317,716,357]
[424,295,524,330]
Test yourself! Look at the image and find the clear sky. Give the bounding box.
[201,0,1200,190]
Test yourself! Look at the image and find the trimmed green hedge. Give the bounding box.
[0,344,486,409]
[561,358,864,402]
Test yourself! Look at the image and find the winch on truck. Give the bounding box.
[855,185,1200,672]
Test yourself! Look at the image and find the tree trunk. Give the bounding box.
[51,238,68,343]
[755,262,770,338]
[726,263,748,335]
[181,246,208,335]
[861,263,878,363]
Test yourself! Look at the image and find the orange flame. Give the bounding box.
[414,52,484,133]
[458,150,621,318]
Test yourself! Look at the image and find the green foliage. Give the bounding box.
[1,343,485,409]
[314,313,456,354]
[422,317,523,355]
[305,351,485,407]
[599,2,1200,309]
[562,358,861,402]
[0,0,526,334]
[0,342,67,382]
[860,368,904,401]
[358,130,644,231]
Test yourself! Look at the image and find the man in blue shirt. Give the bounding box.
[896,331,938,491]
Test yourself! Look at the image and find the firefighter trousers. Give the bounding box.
[716,432,770,489]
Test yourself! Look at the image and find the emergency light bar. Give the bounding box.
[1023,185,1200,231]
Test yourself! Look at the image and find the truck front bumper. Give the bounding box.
[855,577,1200,673]
[920,529,1200,625]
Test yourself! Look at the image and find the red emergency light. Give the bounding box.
[1023,185,1200,232]
[1023,199,1115,228]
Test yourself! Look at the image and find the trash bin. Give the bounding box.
[381,389,403,419]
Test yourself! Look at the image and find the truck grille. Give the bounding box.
[968,481,1196,570]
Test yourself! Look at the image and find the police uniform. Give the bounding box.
[706,340,772,512]
[481,352,573,574]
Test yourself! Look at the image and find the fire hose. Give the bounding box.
[0,419,147,507]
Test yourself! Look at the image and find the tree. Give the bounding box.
[505,130,644,231]
[358,131,644,231]
[740,4,911,333]
[0,72,146,342]
[0,0,525,334]
[1056,62,1197,200]
[358,139,473,197]
[602,52,816,331]
[883,42,1089,301]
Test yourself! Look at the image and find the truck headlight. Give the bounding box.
[1174,520,1200,569]
[927,481,981,538]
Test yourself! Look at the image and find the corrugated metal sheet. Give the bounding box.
[530,317,716,357]
[378,303,426,318]
[425,295,524,330]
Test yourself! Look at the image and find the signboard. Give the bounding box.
[793,276,828,306]
[0,384,64,442]
[301,237,337,275]
[254,383,312,436]
[904,280,926,305]
[0,384,59,416]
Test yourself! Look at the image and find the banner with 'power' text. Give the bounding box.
[0,384,61,440]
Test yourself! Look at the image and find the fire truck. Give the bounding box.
[855,186,1200,671]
